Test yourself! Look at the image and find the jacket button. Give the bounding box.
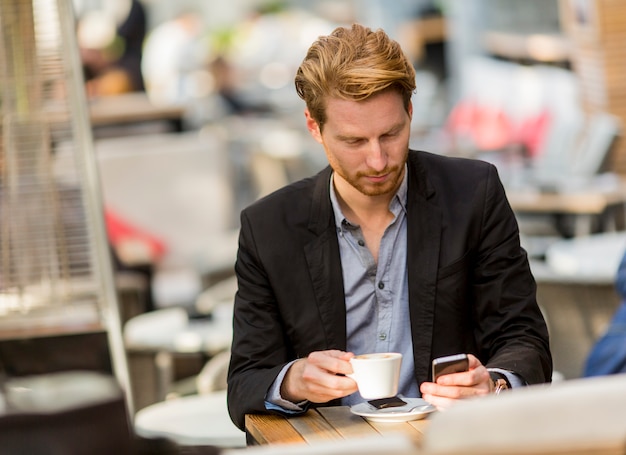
[378,282,384,289]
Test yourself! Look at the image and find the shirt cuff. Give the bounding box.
[265,360,309,412]
[488,367,524,388]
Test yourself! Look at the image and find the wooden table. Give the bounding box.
[506,184,626,236]
[245,406,430,447]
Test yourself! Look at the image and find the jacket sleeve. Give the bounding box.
[226,210,304,431]
[472,164,552,384]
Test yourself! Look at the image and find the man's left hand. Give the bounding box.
[419,353,492,410]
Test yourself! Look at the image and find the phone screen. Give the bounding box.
[432,353,469,381]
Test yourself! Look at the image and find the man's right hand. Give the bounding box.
[280,350,358,404]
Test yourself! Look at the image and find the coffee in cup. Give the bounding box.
[348,352,402,399]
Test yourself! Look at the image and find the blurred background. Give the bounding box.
[1,0,626,452]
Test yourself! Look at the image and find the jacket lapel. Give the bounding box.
[406,152,442,383]
[304,167,347,350]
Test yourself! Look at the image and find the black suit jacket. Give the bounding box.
[227,150,552,430]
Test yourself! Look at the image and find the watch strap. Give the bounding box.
[489,372,511,395]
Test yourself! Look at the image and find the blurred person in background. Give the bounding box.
[141,10,206,105]
[77,0,146,97]
[227,23,552,430]
[583,249,626,377]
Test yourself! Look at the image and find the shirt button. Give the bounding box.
[378,281,384,289]
[358,239,365,247]
[379,333,387,340]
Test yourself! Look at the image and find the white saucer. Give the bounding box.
[350,398,436,423]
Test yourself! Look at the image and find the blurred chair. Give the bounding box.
[164,277,237,398]
[195,275,237,316]
[123,290,234,410]
[196,349,230,396]
[527,112,622,191]
[128,282,238,448]
[570,112,622,179]
[0,371,133,455]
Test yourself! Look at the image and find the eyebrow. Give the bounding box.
[335,121,405,142]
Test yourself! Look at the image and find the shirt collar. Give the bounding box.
[329,164,408,229]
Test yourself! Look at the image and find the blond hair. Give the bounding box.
[295,23,416,128]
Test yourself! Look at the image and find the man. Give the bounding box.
[227,24,552,431]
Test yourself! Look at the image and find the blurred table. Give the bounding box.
[506,184,626,236]
[89,92,185,134]
[245,406,429,447]
[134,390,245,448]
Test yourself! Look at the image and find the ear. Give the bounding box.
[408,100,413,120]
[304,108,323,144]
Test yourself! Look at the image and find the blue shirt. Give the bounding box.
[329,167,419,406]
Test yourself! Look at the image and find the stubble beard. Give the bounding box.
[336,164,402,197]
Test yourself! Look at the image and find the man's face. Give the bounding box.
[305,90,412,198]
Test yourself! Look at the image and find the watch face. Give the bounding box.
[493,378,508,395]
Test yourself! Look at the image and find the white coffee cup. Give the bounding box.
[348,352,402,399]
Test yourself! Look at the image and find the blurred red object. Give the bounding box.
[446,101,514,151]
[105,208,167,264]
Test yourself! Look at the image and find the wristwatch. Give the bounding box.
[489,372,510,395]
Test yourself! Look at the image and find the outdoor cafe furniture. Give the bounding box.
[506,176,626,237]
[241,373,626,455]
[123,304,233,409]
[89,91,186,135]
[530,231,625,379]
[134,389,245,449]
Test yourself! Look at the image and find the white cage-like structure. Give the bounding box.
[0,0,131,412]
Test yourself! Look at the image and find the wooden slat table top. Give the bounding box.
[245,413,305,445]
[244,405,625,454]
[245,405,430,447]
[505,186,626,215]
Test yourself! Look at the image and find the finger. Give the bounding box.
[466,353,483,369]
[437,363,489,388]
[421,379,485,400]
[435,369,475,386]
[302,381,350,403]
[308,351,354,376]
[301,365,358,402]
[303,355,358,390]
[421,393,457,411]
[326,350,355,360]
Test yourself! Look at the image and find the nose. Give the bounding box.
[365,140,387,172]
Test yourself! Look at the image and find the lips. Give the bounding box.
[364,173,390,183]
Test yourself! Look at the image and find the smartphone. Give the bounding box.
[432,353,469,381]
